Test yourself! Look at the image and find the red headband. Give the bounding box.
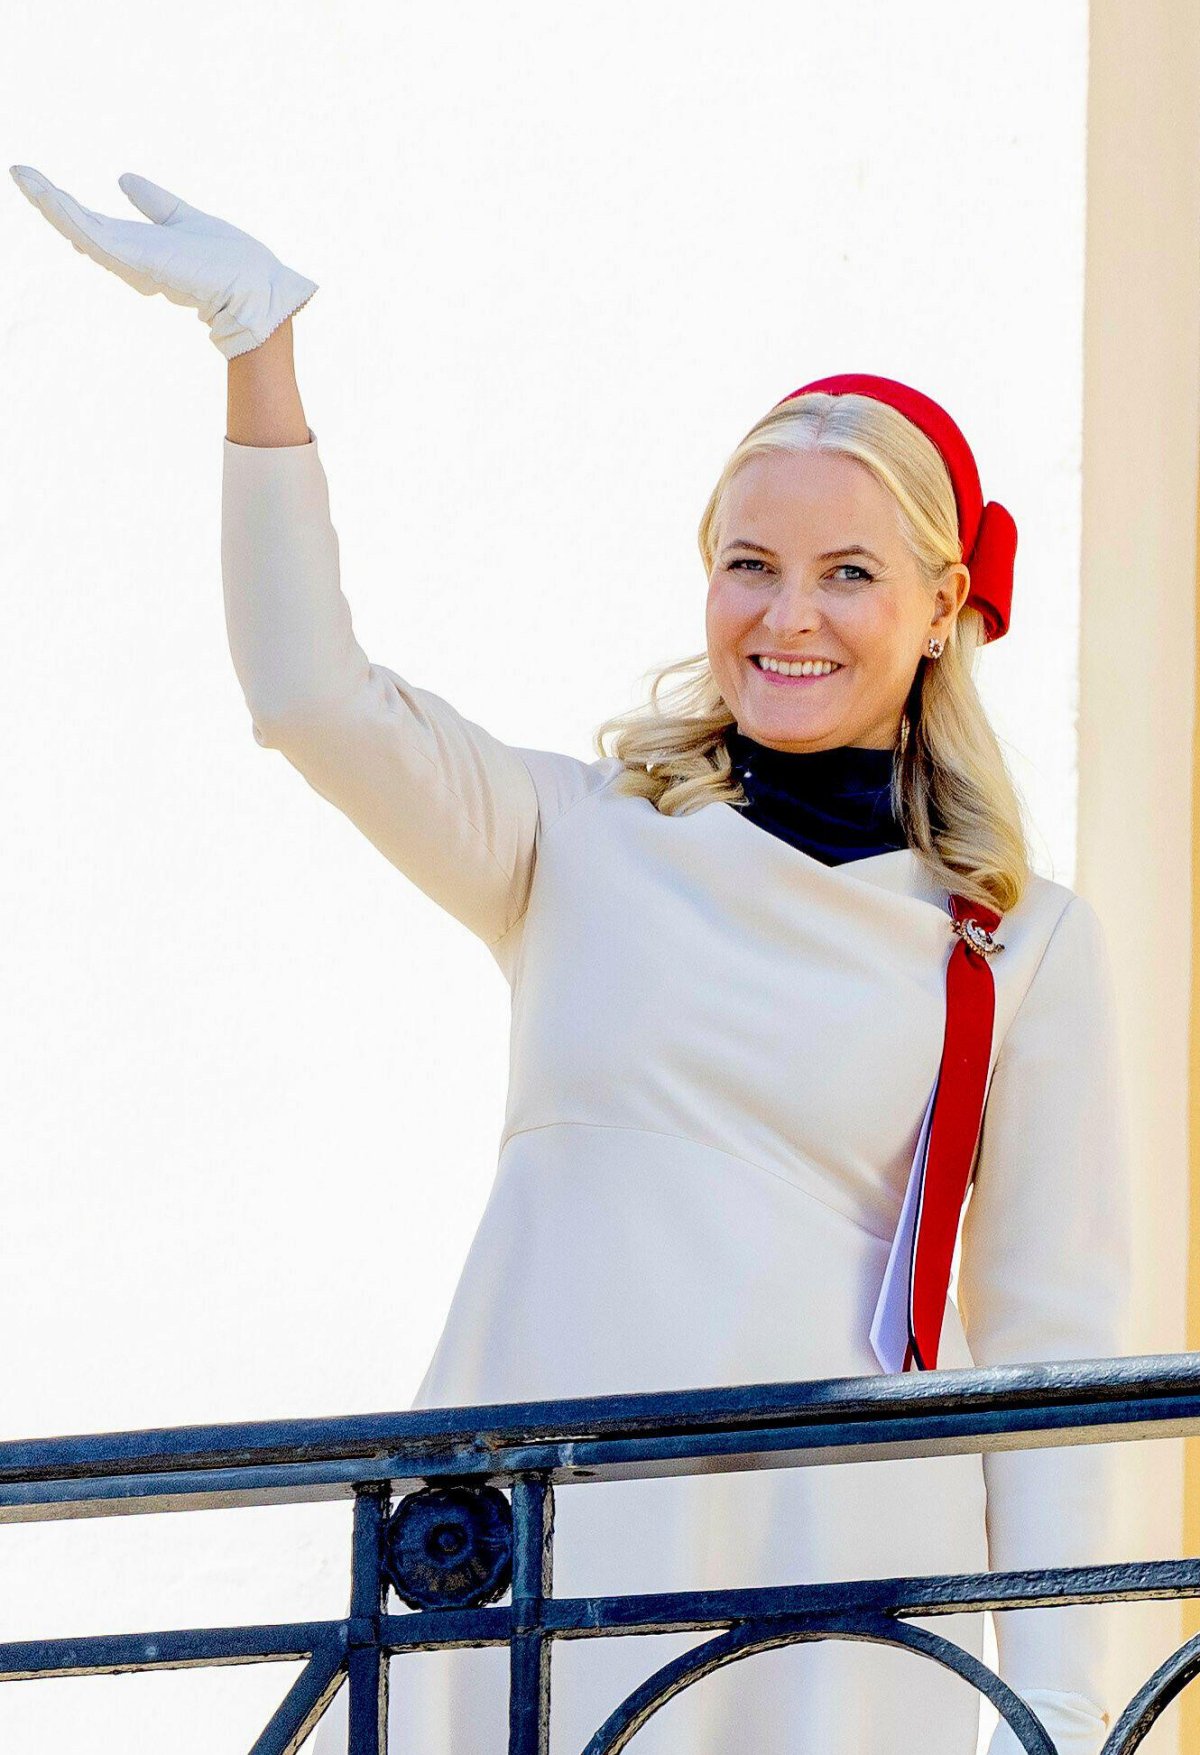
[774,372,1016,643]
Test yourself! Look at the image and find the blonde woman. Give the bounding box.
[12,166,1133,1755]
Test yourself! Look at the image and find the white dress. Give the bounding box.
[220,428,1135,1755]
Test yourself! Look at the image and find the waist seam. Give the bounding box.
[497,1118,894,1245]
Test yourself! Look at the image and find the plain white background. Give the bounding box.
[0,1,1128,1747]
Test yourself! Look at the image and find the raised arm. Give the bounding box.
[957,893,1136,1755]
[223,320,545,947]
[11,166,608,947]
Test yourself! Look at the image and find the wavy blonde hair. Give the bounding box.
[593,391,1031,915]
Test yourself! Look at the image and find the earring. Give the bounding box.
[927,638,944,659]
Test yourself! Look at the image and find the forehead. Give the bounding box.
[719,447,898,546]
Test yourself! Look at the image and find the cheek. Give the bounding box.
[706,580,752,642]
[840,594,909,662]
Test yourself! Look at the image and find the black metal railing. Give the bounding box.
[2,1353,1199,1753]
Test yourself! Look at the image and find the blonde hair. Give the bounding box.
[593,391,1031,915]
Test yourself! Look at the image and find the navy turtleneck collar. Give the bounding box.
[724,725,908,867]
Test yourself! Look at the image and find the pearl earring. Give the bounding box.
[927,638,944,659]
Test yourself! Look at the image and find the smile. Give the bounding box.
[749,656,844,685]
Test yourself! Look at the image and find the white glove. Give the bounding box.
[987,1686,1110,1755]
[9,165,317,360]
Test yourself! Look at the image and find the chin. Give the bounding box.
[740,705,841,736]
[761,733,844,752]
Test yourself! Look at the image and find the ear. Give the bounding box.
[930,563,971,638]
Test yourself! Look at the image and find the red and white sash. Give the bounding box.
[869,894,1004,1373]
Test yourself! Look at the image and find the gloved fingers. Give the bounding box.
[10,164,144,274]
[118,172,193,228]
[12,160,318,356]
[119,173,260,250]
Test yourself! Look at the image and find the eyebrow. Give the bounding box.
[721,539,884,565]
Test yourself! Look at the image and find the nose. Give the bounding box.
[760,572,820,636]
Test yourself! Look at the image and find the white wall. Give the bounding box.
[0,1,1130,1748]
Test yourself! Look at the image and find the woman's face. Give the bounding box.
[705,447,970,752]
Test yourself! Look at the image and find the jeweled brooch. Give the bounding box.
[952,916,1005,956]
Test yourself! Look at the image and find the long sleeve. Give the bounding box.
[221,426,587,948]
[957,892,1135,1752]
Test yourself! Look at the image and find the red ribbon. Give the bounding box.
[903,893,1003,1371]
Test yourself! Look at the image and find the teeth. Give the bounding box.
[754,656,841,677]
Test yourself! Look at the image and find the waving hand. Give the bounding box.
[10,166,318,359]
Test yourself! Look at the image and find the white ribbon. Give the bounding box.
[870,1077,939,1373]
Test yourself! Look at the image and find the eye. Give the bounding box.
[725,558,874,581]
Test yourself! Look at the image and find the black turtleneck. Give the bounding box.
[724,726,908,866]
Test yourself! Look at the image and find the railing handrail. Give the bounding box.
[0,1349,1194,1524]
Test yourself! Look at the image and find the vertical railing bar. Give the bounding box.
[247,1639,347,1755]
[509,1473,555,1755]
[347,1483,391,1755]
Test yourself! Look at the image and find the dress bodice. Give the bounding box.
[491,754,1064,1247]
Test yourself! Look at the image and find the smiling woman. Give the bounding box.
[214,342,1133,1755]
[203,373,1125,1755]
[6,150,1124,1752]
[0,5,1152,1716]
[212,372,1127,1755]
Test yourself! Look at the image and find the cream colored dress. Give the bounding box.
[220,428,1134,1755]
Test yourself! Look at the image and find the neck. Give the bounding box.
[723,725,906,867]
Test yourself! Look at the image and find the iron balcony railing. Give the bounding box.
[1,1353,1198,1753]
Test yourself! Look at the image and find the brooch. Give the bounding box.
[951,916,1005,956]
